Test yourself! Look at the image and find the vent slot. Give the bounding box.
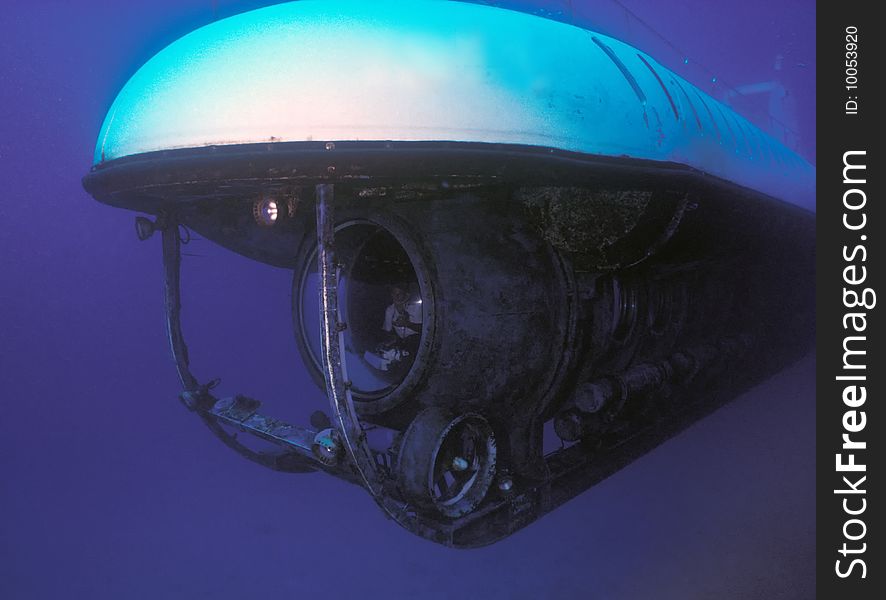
[694,92,721,142]
[592,36,646,104]
[715,104,737,149]
[672,79,703,131]
[636,54,679,121]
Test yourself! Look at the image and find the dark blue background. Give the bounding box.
[1,1,815,598]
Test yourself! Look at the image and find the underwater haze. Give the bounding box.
[1,1,814,598]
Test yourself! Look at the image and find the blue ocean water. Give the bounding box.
[1,1,814,598]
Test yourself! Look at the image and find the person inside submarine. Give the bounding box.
[367,286,421,374]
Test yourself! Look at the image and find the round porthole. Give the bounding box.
[296,221,430,403]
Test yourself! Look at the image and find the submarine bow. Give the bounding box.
[83,0,815,547]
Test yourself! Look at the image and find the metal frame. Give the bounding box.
[162,213,333,475]
[151,181,776,548]
[314,184,423,529]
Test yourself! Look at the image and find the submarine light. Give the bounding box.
[134,216,155,241]
[253,197,279,226]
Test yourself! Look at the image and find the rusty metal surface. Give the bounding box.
[161,222,198,392]
[314,184,430,533]
[161,216,318,474]
[142,181,814,548]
